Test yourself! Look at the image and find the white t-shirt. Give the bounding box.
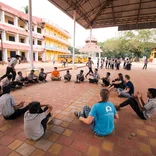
[8,58,17,68]
[24,111,46,140]
[2,78,10,88]
[0,94,15,117]
[16,75,23,81]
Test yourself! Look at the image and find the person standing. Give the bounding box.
[142,58,148,70]
[0,55,21,82]
[85,57,94,78]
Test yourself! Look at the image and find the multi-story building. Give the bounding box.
[0,2,71,63]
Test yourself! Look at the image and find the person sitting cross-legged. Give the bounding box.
[28,70,39,83]
[64,70,72,83]
[24,101,52,140]
[117,75,134,98]
[39,68,47,82]
[0,86,30,120]
[115,88,156,120]
[16,71,29,87]
[75,70,84,83]
[101,72,111,87]
[89,68,100,84]
[51,67,61,81]
[74,89,119,136]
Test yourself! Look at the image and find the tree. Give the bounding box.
[22,6,28,14]
[68,46,79,54]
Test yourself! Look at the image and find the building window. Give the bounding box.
[9,36,15,42]
[37,27,41,34]
[8,20,14,25]
[37,40,42,45]
[20,38,25,43]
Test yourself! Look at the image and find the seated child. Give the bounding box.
[64,70,71,82]
[1,74,17,89]
[89,68,100,84]
[116,88,156,120]
[39,68,47,82]
[0,86,30,120]
[28,70,39,83]
[51,67,61,81]
[24,101,52,140]
[74,89,119,136]
[75,70,84,83]
[101,72,111,87]
[108,73,125,91]
[16,71,29,86]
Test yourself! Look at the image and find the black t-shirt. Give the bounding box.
[125,81,134,95]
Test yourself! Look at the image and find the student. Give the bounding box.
[116,88,156,120]
[24,101,52,140]
[89,68,100,84]
[75,70,84,83]
[101,72,111,87]
[28,70,39,83]
[108,73,124,91]
[117,75,134,98]
[1,74,17,89]
[16,71,28,86]
[51,67,61,81]
[0,86,29,120]
[64,70,72,82]
[85,57,94,78]
[142,58,148,70]
[74,89,119,136]
[39,68,47,82]
[0,55,21,82]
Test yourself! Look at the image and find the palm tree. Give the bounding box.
[22,6,28,14]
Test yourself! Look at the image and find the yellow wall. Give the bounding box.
[5,15,14,23]
[44,24,69,61]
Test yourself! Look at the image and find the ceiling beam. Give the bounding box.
[136,0,142,23]
[90,0,113,27]
[111,2,115,24]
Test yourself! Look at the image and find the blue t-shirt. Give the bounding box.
[89,102,117,136]
[125,81,134,95]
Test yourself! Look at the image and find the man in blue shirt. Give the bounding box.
[117,75,134,98]
[74,89,119,136]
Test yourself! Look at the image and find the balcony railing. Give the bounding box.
[45,45,70,53]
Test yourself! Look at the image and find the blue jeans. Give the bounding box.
[117,88,131,98]
[78,106,95,130]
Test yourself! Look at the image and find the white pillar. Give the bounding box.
[42,40,45,47]
[72,10,76,67]
[15,34,19,43]
[35,39,37,45]
[1,31,6,42]
[14,17,18,27]
[90,26,92,44]
[16,50,20,55]
[34,25,37,33]
[41,28,44,35]
[26,51,30,62]
[42,52,46,62]
[1,11,5,23]
[26,37,29,44]
[28,0,34,69]
[3,49,8,62]
[35,52,38,62]
[99,52,101,60]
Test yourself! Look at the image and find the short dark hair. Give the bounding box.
[80,70,84,73]
[118,73,123,79]
[107,72,111,76]
[125,75,130,80]
[100,89,109,102]
[7,74,13,79]
[15,55,21,58]
[95,68,98,71]
[29,102,41,114]
[54,67,57,69]
[148,88,156,98]
[18,71,22,75]
[88,57,91,59]
[31,70,34,73]
[3,86,11,94]
[41,68,44,71]
[67,70,69,72]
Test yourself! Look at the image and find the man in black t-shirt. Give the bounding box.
[117,75,134,98]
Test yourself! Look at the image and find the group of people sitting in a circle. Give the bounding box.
[0,55,156,141]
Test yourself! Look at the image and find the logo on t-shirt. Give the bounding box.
[106,106,112,112]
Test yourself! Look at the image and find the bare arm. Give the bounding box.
[114,113,119,119]
[13,101,25,110]
[79,116,94,125]
[45,105,53,115]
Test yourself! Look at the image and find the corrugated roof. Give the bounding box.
[48,0,156,30]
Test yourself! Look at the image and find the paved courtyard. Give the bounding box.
[0,62,156,156]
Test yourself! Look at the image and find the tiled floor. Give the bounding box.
[0,64,156,156]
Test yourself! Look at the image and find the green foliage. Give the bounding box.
[98,29,156,59]
[68,46,80,54]
[22,6,28,14]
